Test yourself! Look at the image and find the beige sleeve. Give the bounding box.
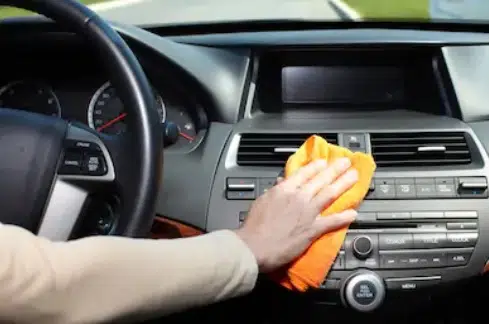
[0,224,258,324]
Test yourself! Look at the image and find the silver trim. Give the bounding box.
[58,124,115,182]
[274,147,299,153]
[225,134,241,169]
[417,146,446,152]
[37,179,88,241]
[460,182,488,189]
[227,183,255,190]
[87,81,166,132]
[344,272,385,312]
[348,227,448,233]
[243,55,259,119]
[385,276,441,282]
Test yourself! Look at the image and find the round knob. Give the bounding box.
[352,235,373,259]
[342,271,385,312]
[163,121,179,147]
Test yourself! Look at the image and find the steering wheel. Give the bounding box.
[0,0,163,239]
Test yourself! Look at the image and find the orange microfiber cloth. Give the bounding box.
[273,135,376,292]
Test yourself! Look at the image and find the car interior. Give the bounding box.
[2,0,489,323]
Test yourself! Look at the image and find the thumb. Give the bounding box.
[310,210,357,239]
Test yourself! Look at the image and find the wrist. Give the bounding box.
[234,228,266,272]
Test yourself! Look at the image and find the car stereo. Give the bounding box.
[207,127,489,313]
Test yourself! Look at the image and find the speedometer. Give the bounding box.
[87,82,166,135]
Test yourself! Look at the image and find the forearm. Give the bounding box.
[0,225,258,324]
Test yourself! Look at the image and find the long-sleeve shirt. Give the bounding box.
[0,224,258,323]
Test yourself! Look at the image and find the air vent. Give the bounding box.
[370,132,472,167]
[237,133,338,166]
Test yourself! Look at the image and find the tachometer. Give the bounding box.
[87,82,166,135]
[0,80,61,117]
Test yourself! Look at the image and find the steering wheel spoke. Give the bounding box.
[38,124,118,241]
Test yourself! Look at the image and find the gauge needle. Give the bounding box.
[179,132,194,141]
[97,112,127,132]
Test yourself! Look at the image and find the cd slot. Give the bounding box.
[348,223,447,233]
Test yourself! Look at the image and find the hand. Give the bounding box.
[235,159,358,273]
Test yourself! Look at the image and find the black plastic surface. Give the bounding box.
[156,123,232,229]
[0,109,67,231]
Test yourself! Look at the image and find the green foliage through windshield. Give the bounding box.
[343,0,429,19]
[0,0,105,19]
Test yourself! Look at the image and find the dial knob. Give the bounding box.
[352,235,373,259]
[342,271,385,312]
[163,121,179,147]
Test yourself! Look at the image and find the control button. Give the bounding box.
[239,211,248,222]
[458,177,488,198]
[343,133,367,152]
[343,271,385,312]
[82,153,107,176]
[447,222,478,230]
[425,253,445,267]
[356,212,376,223]
[411,211,444,219]
[374,179,396,199]
[415,178,436,198]
[446,232,478,248]
[444,211,478,219]
[435,178,457,198]
[413,233,447,249]
[379,234,413,250]
[64,139,102,151]
[321,279,340,289]
[380,254,399,268]
[345,235,379,269]
[446,249,473,266]
[59,150,83,174]
[353,236,373,259]
[226,191,255,200]
[385,276,441,290]
[380,251,446,269]
[226,178,256,191]
[258,178,275,196]
[377,212,411,220]
[395,178,416,199]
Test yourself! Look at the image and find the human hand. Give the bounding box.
[235,159,358,273]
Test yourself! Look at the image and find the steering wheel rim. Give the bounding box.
[0,0,163,238]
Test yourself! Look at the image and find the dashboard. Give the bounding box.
[4,18,489,322]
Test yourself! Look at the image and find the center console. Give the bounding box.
[206,47,489,313]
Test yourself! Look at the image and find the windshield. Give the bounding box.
[1,0,489,27]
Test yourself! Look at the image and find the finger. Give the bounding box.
[282,159,328,189]
[300,158,351,199]
[309,210,357,239]
[275,177,284,185]
[311,168,359,212]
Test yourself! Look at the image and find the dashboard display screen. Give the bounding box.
[281,66,405,105]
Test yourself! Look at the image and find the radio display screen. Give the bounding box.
[281,66,406,105]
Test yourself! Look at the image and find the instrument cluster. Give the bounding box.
[0,79,203,151]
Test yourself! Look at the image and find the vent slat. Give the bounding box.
[371,132,472,167]
[237,133,337,167]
